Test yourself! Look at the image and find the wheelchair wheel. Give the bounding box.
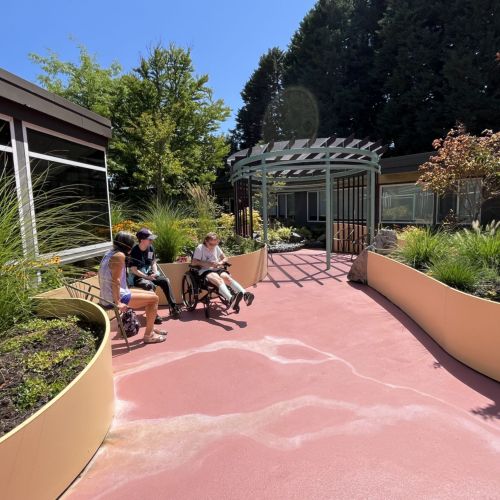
[182,274,198,311]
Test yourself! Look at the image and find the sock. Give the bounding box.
[219,283,232,301]
[229,279,246,295]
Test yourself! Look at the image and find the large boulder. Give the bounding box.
[373,229,398,252]
[347,229,398,283]
[347,249,369,284]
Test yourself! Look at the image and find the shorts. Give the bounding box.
[120,292,132,305]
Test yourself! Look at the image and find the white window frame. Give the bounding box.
[379,182,434,225]
[0,113,27,252]
[307,190,327,222]
[276,192,296,219]
[22,122,112,262]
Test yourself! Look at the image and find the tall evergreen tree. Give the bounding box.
[232,48,285,150]
[376,0,500,155]
[441,1,500,134]
[283,0,387,138]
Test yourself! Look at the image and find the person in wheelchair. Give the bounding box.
[128,228,182,322]
[191,232,254,311]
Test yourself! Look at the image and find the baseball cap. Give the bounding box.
[136,228,157,241]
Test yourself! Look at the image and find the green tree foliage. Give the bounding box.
[232,48,285,150]
[29,45,122,119]
[31,43,230,197]
[112,44,230,197]
[231,0,500,156]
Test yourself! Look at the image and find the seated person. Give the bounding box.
[191,232,254,311]
[98,231,166,344]
[128,228,181,322]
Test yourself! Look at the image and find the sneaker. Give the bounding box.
[154,315,163,325]
[170,304,181,319]
[244,292,255,306]
[229,292,243,312]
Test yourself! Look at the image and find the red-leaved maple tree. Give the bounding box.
[418,124,500,222]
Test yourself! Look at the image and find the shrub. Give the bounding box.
[110,201,131,226]
[111,219,142,236]
[296,226,313,240]
[429,258,478,292]
[474,266,500,301]
[453,220,500,271]
[265,221,297,244]
[223,235,263,256]
[142,202,188,263]
[185,184,220,240]
[217,213,236,243]
[395,227,446,270]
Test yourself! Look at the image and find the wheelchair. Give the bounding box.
[182,262,239,318]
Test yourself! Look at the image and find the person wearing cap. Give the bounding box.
[98,231,166,344]
[192,232,255,311]
[128,228,182,322]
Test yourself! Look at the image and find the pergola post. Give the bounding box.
[366,172,371,244]
[261,163,268,244]
[367,170,376,243]
[325,155,332,270]
[248,175,253,238]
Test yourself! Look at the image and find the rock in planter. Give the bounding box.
[348,229,398,283]
[373,229,398,253]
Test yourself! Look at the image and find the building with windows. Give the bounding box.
[264,151,497,229]
[0,68,112,263]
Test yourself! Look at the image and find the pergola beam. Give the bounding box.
[228,136,386,269]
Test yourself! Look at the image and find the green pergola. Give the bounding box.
[228,136,386,269]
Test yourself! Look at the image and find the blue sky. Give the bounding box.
[1,0,316,133]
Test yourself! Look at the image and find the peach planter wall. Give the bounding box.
[158,246,268,304]
[0,298,114,500]
[367,251,500,382]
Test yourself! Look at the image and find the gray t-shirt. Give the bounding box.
[193,243,223,274]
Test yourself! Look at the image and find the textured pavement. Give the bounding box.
[65,250,500,500]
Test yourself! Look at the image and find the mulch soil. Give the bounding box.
[0,319,101,437]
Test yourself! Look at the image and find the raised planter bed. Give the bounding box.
[367,251,500,382]
[158,245,268,304]
[0,298,113,500]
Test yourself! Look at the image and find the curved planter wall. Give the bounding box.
[0,298,114,500]
[367,251,500,382]
[158,245,268,304]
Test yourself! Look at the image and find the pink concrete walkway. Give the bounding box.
[66,250,500,499]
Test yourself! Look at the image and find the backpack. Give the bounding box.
[121,309,140,337]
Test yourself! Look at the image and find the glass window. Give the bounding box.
[1,150,14,179]
[27,129,105,167]
[308,192,318,221]
[286,193,295,219]
[0,119,11,147]
[458,179,481,222]
[381,184,434,224]
[278,193,287,218]
[30,159,111,252]
[319,191,326,221]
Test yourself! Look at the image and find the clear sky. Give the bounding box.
[1,0,316,133]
